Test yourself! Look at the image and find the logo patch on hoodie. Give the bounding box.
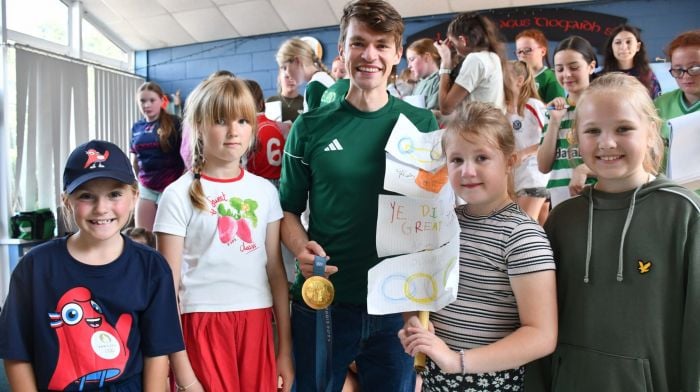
[637,260,651,274]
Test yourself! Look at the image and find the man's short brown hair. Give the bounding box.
[339,0,404,49]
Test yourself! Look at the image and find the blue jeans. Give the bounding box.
[291,301,415,392]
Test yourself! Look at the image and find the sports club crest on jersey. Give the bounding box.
[512,119,522,131]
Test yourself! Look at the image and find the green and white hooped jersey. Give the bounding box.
[542,106,588,207]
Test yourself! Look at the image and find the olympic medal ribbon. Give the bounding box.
[301,255,334,392]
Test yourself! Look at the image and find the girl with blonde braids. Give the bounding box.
[154,76,293,392]
[276,37,335,112]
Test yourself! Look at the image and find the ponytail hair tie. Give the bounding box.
[193,172,201,179]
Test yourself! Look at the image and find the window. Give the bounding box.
[82,19,129,64]
[7,0,68,45]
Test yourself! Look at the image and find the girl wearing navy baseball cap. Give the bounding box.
[0,140,185,391]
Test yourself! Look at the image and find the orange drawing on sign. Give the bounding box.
[415,166,448,193]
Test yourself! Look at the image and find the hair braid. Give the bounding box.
[188,136,208,211]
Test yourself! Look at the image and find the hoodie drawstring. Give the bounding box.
[616,185,642,282]
[583,184,643,284]
[583,191,594,283]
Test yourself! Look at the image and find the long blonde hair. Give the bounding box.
[443,101,517,200]
[572,73,663,174]
[507,60,541,116]
[184,76,257,211]
[276,38,331,78]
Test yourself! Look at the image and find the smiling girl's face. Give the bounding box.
[445,132,514,215]
[554,49,596,98]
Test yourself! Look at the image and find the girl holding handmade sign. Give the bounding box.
[398,101,557,391]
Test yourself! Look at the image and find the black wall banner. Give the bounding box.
[407,7,627,51]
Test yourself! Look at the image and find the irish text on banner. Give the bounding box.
[367,238,459,315]
[376,194,459,258]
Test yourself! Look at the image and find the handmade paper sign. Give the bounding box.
[376,194,459,258]
[384,155,450,199]
[367,237,459,314]
[385,113,444,172]
[668,111,700,189]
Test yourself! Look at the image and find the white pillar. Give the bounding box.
[68,0,82,59]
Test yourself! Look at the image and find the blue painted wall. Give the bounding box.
[137,0,699,99]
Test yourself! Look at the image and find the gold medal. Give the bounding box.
[302,275,335,310]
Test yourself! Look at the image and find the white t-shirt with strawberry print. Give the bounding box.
[154,170,283,313]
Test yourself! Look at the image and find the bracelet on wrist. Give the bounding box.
[176,379,197,391]
[459,349,466,375]
[438,68,452,75]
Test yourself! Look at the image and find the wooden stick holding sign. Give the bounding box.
[413,310,430,372]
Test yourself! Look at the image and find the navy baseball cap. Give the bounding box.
[63,140,136,194]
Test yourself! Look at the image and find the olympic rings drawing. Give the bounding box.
[403,273,437,304]
[379,260,456,305]
[395,137,442,165]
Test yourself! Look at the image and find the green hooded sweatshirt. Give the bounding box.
[529,177,700,391]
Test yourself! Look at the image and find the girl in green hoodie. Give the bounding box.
[536,73,700,391]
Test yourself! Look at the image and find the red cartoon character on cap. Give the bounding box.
[84,149,110,169]
[47,287,132,391]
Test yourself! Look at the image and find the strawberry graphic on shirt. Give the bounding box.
[217,215,238,244]
[216,197,258,245]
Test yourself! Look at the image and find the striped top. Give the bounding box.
[431,203,555,350]
[542,106,586,207]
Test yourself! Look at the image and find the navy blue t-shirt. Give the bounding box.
[0,236,184,391]
[130,116,185,192]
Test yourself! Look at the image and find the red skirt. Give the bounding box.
[181,308,277,391]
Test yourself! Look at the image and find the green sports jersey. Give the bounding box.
[304,72,335,112]
[541,106,589,206]
[320,78,350,107]
[279,96,438,304]
[654,89,700,175]
[535,67,566,103]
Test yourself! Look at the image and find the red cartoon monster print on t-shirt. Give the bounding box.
[47,287,132,391]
